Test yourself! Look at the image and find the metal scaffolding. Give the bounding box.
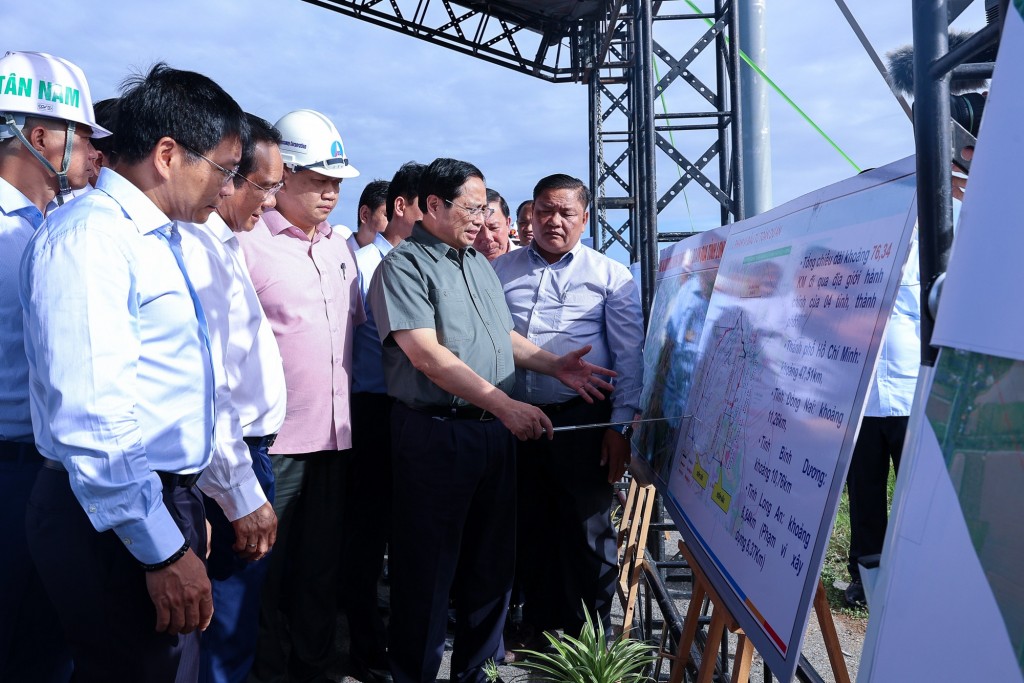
[301,0,743,318]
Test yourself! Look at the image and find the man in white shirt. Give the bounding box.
[21,63,260,682]
[179,113,286,683]
[349,178,390,250]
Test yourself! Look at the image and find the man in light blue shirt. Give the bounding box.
[21,63,251,682]
[493,173,644,638]
[0,50,108,683]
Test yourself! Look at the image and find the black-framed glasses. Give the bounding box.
[179,142,240,187]
[443,198,495,219]
[242,175,285,200]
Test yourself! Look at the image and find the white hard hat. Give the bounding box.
[0,51,112,140]
[274,109,358,179]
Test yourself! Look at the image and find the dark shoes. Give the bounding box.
[347,656,393,683]
[844,579,867,609]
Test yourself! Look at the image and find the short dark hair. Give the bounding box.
[386,161,426,222]
[357,179,390,225]
[235,112,281,183]
[533,173,591,208]
[486,188,510,220]
[115,63,248,166]
[516,199,533,220]
[418,158,484,214]
[91,98,119,160]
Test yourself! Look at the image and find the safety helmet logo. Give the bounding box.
[331,140,344,158]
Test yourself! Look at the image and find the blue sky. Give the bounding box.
[9,0,984,249]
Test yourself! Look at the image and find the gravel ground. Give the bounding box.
[327,537,867,683]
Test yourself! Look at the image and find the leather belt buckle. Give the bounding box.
[157,470,203,489]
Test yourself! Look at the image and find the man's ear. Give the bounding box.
[358,203,370,226]
[152,136,177,181]
[25,124,49,153]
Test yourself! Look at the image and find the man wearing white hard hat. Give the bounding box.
[238,108,365,683]
[0,50,105,682]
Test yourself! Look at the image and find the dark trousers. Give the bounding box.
[251,450,349,683]
[516,399,617,636]
[846,415,907,581]
[201,437,277,683]
[0,444,71,683]
[388,403,516,683]
[26,465,207,683]
[342,393,394,670]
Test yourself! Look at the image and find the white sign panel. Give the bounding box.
[664,158,917,680]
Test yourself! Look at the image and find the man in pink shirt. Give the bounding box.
[238,108,364,683]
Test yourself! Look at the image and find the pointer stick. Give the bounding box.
[549,415,692,433]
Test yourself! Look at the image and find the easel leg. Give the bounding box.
[696,609,728,683]
[731,632,753,683]
[814,579,852,683]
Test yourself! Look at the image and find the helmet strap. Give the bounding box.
[3,113,75,206]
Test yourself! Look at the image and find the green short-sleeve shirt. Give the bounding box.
[368,223,515,409]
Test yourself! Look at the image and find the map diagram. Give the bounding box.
[676,306,772,544]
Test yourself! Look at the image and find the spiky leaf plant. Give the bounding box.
[515,605,656,683]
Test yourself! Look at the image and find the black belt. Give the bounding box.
[41,457,203,489]
[413,404,495,421]
[535,396,588,415]
[0,440,41,463]
[243,433,277,450]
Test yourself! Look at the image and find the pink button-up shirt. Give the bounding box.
[238,210,364,455]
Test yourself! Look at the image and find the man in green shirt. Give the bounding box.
[369,157,614,683]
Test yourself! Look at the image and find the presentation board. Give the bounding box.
[634,157,918,681]
[860,9,1024,681]
[635,226,729,485]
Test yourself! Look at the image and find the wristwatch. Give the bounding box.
[610,423,634,440]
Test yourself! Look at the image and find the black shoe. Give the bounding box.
[347,657,393,683]
[844,579,867,608]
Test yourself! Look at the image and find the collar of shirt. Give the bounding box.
[262,208,333,242]
[44,185,93,217]
[203,211,235,246]
[526,236,585,266]
[0,176,44,229]
[411,222,480,264]
[94,168,173,236]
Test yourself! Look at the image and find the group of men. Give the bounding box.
[0,50,645,683]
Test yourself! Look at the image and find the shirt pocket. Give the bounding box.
[429,288,473,343]
[560,287,605,336]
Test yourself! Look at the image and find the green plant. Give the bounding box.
[483,657,501,683]
[515,605,656,683]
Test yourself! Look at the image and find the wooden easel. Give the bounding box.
[615,478,657,637]
[666,539,754,683]
[666,540,851,683]
[615,483,851,683]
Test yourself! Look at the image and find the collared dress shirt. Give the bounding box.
[0,177,43,443]
[864,235,921,417]
[352,233,393,395]
[180,214,289,519]
[237,210,363,454]
[20,168,219,564]
[493,240,645,424]
[369,223,515,409]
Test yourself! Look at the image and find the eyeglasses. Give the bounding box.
[444,198,495,219]
[179,142,240,187]
[242,175,285,200]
